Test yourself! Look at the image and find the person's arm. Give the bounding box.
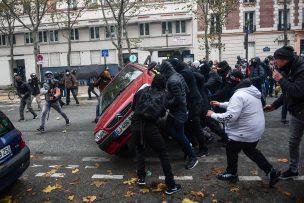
[23,83,32,98]
[167,81,183,106]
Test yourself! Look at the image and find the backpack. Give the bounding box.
[135,86,165,120]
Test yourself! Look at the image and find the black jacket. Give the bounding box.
[193,72,210,115]
[29,77,41,95]
[205,71,222,94]
[16,81,32,99]
[250,57,265,86]
[272,56,304,120]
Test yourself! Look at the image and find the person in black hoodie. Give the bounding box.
[159,61,198,170]
[28,73,42,110]
[217,60,232,89]
[264,46,304,180]
[15,76,38,121]
[170,59,208,157]
[249,57,266,106]
[202,61,222,95]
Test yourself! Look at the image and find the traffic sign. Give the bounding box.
[129,54,137,63]
[37,54,44,64]
[101,49,109,57]
[263,47,270,52]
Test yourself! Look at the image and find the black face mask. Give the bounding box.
[17,81,23,86]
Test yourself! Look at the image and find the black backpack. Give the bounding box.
[135,86,165,120]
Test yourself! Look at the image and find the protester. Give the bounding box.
[264,46,304,179]
[15,76,38,121]
[28,73,42,110]
[131,74,181,195]
[37,71,70,133]
[54,72,66,107]
[64,70,79,105]
[87,76,98,100]
[207,79,281,188]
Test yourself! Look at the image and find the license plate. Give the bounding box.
[113,113,133,138]
[0,145,12,160]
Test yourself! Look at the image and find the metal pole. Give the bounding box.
[104,56,107,68]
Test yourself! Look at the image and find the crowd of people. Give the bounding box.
[131,45,304,194]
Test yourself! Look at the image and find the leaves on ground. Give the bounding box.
[72,168,80,174]
[250,170,258,176]
[44,169,57,177]
[26,188,32,192]
[124,191,135,197]
[140,188,150,193]
[82,196,97,202]
[191,191,205,197]
[151,183,166,192]
[277,158,289,163]
[0,196,13,203]
[42,184,63,193]
[67,195,74,201]
[283,191,291,197]
[94,163,101,168]
[123,178,137,185]
[211,167,224,176]
[230,186,240,193]
[182,198,198,203]
[107,170,113,175]
[91,180,106,188]
[69,178,80,185]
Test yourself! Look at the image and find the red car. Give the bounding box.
[94,63,154,156]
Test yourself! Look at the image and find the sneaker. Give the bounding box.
[196,149,209,158]
[33,115,38,120]
[37,126,45,132]
[217,171,239,183]
[66,119,70,126]
[185,157,198,170]
[165,184,181,195]
[137,177,146,186]
[268,168,281,188]
[280,168,299,180]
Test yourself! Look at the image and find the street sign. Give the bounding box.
[263,47,270,52]
[129,54,137,63]
[37,54,44,64]
[101,49,109,57]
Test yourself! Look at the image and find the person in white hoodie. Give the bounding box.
[206,70,281,188]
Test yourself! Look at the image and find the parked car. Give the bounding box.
[0,111,30,192]
[94,63,154,156]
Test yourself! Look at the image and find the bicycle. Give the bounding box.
[8,90,17,100]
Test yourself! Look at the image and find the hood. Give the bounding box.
[252,57,261,67]
[159,61,176,78]
[235,83,261,99]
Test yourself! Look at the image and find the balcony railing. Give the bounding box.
[278,23,291,31]
[243,25,256,33]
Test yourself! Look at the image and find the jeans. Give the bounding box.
[226,140,273,175]
[132,121,175,188]
[40,101,68,128]
[288,115,304,172]
[19,97,37,119]
[66,88,79,104]
[281,105,288,120]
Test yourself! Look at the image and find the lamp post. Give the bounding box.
[165,29,169,47]
[244,20,249,61]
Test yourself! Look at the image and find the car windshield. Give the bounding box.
[0,112,14,136]
[99,65,143,114]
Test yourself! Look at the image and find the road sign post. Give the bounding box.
[101,49,109,69]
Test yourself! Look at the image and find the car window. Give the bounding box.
[0,112,14,136]
[99,65,143,114]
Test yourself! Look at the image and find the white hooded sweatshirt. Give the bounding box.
[211,85,265,142]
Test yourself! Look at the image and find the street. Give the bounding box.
[0,98,303,203]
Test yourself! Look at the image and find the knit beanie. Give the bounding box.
[274,46,295,60]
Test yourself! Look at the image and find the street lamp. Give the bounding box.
[165,29,169,47]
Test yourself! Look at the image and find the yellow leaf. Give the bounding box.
[211,167,224,176]
[182,198,198,203]
[107,170,112,175]
[82,195,97,202]
[69,178,80,185]
[26,188,33,192]
[123,178,137,185]
[95,163,101,168]
[191,191,205,197]
[42,184,62,193]
[140,188,150,193]
[283,191,291,197]
[72,168,80,174]
[278,159,289,163]
[53,165,62,170]
[68,195,74,201]
[0,196,13,203]
[45,169,57,177]
[124,191,135,197]
[91,180,106,188]
[250,170,258,176]
[212,199,218,203]
[230,186,240,193]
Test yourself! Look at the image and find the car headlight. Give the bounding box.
[95,130,108,142]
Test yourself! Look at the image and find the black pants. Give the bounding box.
[88,84,98,99]
[201,116,228,140]
[66,88,79,105]
[186,116,207,151]
[131,121,175,188]
[226,139,273,175]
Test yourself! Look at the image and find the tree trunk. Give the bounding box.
[218,34,222,61]
[9,33,14,84]
[32,29,40,78]
[283,0,288,46]
[204,2,209,61]
[67,1,72,70]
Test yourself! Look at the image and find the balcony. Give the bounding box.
[277,23,291,31]
[243,25,256,33]
[243,0,256,5]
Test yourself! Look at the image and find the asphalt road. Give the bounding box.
[0,98,303,203]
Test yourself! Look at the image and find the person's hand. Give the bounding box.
[273,69,283,81]
[206,110,214,117]
[210,101,220,107]
[264,104,274,112]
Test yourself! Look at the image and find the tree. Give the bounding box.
[2,0,55,78]
[51,0,90,70]
[283,0,288,46]
[0,2,16,83]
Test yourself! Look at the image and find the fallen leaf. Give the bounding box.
[283,191,291,197]
[211,167,224,176]
[52,165,62,170]
[230,186,240,193]
[182,198,198,203]
[62,130,67,133]
[31,192,36,196]
[278,159,289,163]
[82,196,97,202]
[68,195,74,201]
[191,191,205,197]
[140,188,150,193]
[91,180,106,188]
[26,188,33,192]
[212,199,218,203]
[72,168,80,174]
[42,184,63,193]
[44,169,57,177]
[124,191,135,197]
[95,163,101,168]
[69,178,80,185]
[250,170,258,176]
[1,196,12,203]
[123,178,137,185]
[107,170,112,175]
[151,183,166,192]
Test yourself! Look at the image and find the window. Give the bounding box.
[25,32,33,44]
[278,9,290,30]
[70,28,79,40]
[50,53,60,66]
[71,0,77,9]
[243,0,255,3]
[50,30,59,42]
[105,26,116,38]
[0,35,6,46]
[244,11,255,32]
[210,14,221,34]
[91,50,101,64]
[90,27,100,39]
[162,22,172,35]
[139,23,149,36]
[176,20,186,34]
[39,31,48,43]
[71,51,81,65]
